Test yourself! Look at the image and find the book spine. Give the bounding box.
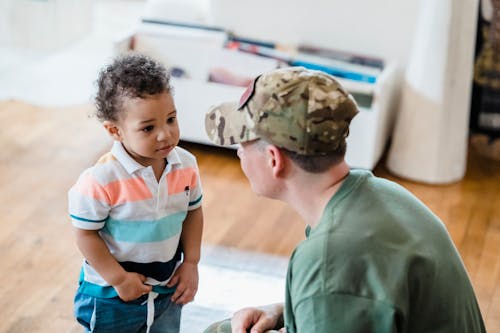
[295,52,381,77]
[141,19,226,32]
[298,45,384,69]
[225,41,292,62]
[290,60,377,84]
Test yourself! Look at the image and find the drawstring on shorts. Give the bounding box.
[141,290,159,333]
[141,264,180,332]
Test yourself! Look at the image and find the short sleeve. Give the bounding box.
[68,169,110,230]
[292,293,398,333]
[187,165,203,210]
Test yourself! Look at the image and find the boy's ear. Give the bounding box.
[103,121,122,141]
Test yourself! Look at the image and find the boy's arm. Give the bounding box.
[167,206,204,304]
[74,228,151,301]
[181,206,204,264]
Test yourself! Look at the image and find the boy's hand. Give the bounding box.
[167,261,199,304]
[113,271,152,302]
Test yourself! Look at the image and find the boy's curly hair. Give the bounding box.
[95,53,171,121]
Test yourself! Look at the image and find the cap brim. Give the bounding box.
[205,101,258,146]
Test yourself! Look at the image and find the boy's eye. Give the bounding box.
[142,125,154,132]
[167,116,177,124]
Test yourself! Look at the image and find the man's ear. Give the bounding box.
[103,121,122,141]
[266,145,286,178]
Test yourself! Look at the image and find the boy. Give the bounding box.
[203,67,485,332]
[69,54,203,333]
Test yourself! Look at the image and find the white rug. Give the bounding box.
[181,245,288,332]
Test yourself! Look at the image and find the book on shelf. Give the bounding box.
[225,35,293,63]
[225,36,381,84]
[294,52,382,78]
[207,48,280,87]
[298,44,385,69]
[290,60,378,84]
[141,18,227,33]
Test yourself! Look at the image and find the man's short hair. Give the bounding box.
[256,139,345,173]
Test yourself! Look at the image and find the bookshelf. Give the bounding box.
[115,20,399,170]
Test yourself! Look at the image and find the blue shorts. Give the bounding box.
[74,292,182,333]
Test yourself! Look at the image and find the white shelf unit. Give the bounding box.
[115,21,399,170]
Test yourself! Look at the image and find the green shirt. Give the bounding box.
[284,170,485,333]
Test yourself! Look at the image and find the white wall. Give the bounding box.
[0,0,93,51]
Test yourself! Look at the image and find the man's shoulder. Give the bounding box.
[346,169,418,204]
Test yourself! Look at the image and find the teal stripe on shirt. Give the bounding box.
[70,214,108,223]
[100,212,187,243]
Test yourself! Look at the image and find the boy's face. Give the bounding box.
[104,91,180,167]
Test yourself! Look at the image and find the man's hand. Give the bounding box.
[113,271,151,302]
[231,303,285,333]
[167,261,199,304]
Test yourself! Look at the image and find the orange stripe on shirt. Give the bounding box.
[75,174,152,206]
[167,167,198,195]
[105,177,153,205]
[96,152,117,164]
[75,173,111,204]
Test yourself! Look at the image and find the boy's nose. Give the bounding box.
[157,126,170,141]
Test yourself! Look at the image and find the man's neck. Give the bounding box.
[283,161,350,227]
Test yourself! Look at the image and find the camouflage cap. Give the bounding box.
[205,66,359,155]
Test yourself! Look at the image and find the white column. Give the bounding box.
[386,0,479,184]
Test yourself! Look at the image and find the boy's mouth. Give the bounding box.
[157,145,172,152]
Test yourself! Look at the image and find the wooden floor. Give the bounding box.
[0,100,499,332]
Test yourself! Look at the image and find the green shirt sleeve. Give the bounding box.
[292,292,398,333]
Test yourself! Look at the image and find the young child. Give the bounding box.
[68,54,204,333]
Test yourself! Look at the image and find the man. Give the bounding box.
[203,67,486,333]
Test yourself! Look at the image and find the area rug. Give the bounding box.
[180,245,288,332]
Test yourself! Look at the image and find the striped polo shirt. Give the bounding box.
[68,141,203,298]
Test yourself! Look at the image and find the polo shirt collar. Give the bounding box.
[111,141,181,175]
